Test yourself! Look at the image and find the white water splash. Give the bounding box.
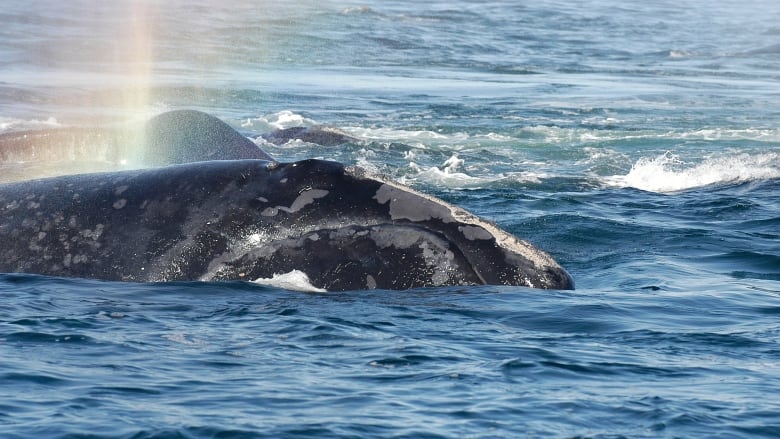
[240,111,316,131]
[252,270,327,293]
[403,154,489,188]
[606,152,780,193]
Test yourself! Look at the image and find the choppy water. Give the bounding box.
[1,0,779,437]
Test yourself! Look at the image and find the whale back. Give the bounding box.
[143,110,273,164]
[0,110,273,183]
[0,159,573,291]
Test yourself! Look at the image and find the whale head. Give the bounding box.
[191,159,574,291]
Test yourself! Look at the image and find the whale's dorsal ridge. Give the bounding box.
[143,109,274,165]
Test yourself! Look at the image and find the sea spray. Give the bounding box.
[608,151,780,193]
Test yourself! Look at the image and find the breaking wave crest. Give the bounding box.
[606,151,780,193]
[252,270,327,293]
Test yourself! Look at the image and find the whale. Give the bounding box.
[143,110,274,163]
[0,110,271,172]
[0,110,574,291]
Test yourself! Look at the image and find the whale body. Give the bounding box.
[0,110,574,291]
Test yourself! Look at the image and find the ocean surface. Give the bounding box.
[1,0,779,437]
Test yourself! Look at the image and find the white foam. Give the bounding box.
[399,154,555,188]
[403,154,490,188]
[606,151,780,193]
[252,270,327,293]
[243,120,780,153]
[520,125,618,144]
[355,148,381,174]
[521,126,780,145]
[344,126,455,143]
[678,128,780,142]
[442,154,465,173]
[506,171,551,185]
[669,49,692,58]
[240,111,316,132]
[341,126,518,148]
[341,6,373,15]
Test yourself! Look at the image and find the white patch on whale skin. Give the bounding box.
[366,274,377,289]
[244,232,265,247]
[252,270,327,293]
[368,226,420,249]
[459,225,492,241]
[418,241,457,286]
[283,189,329,213]
[260,188,329,216]
[80,223,104,240]
[373,183,455,223]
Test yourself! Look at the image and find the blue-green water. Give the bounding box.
[1,0,779,437]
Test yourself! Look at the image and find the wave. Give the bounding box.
[606,152,780,193]
[403,157,490,188]
[521,125,780,145]
[234,111,780,147]
[238,112,517,147]
[347,124,780,149]
[340,6,374,15]
[238,111,318,132]
[399,153,563,190]
[252,270,327,292]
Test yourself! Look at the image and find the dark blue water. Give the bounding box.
[1,0,779,437]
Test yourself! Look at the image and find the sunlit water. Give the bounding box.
[1,1,779,437]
